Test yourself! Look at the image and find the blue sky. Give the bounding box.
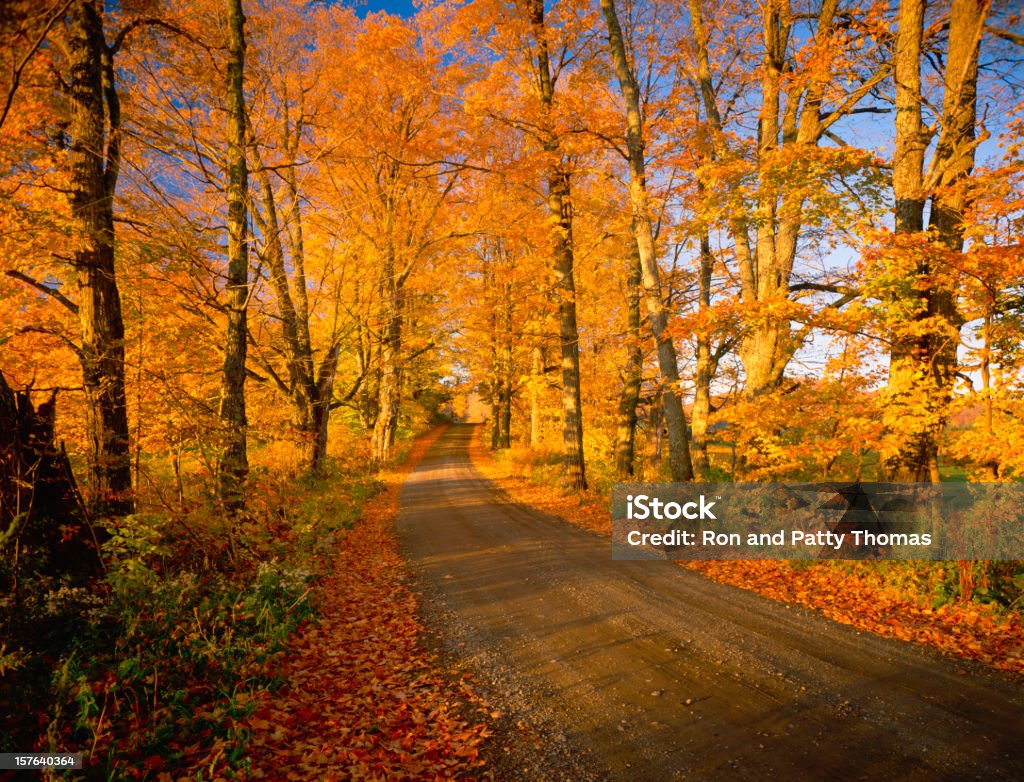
[352,0,418,17]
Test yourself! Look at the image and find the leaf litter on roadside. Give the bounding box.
[244,426,495,781]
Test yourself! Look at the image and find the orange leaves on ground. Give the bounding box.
[245,426,494,781]
[468,433,610,538]
[681,560,1024,677]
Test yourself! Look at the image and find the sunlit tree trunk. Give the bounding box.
[691,232,715,478]
[614,242,642,478]
[249,132,339,475]
[922,0,987,478]
[490,397,501,448]
[548,168,586,487]
[371,266,402,462]
[499,283,513,448]
[601,0,693,481]
[883,0,987,481]
[530,346,543,447]
[737,0,808,397]
[526,0,586,489]
[882,0,929,481]
[217,0,250,511]
[489,283,501,449]
[65,0,133,517]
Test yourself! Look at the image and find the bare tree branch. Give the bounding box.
[5,270,79,313]
[985,25,1024,48]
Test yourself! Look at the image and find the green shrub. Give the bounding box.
[0,462,383,778]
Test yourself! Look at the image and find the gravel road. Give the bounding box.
[396,425,1024,781]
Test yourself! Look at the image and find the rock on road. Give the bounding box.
[396,425,1024,781]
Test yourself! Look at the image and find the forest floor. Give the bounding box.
[240,425,495,781]
[396,424,1024,781]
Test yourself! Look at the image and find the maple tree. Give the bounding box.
[874,0,989,481]
[451,0,606,489]
[602,0,695,482]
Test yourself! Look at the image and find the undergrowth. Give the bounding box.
[0,443,390,780]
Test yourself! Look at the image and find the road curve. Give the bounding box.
[396,425,1024,781]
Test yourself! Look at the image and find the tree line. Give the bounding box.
[1,0,1022,529]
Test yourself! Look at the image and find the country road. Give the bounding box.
[396,425,1024,781]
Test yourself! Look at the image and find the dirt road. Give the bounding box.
[396,425,1024,781]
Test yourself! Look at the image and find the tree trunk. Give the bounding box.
[924,0,986,456]
[500,393,511,448]
[883,0,987,481]
[0,372,98,579]
[488,260,501,449]
[371,338,400,462]
[882,0,930,481]
[614,241,642,478]
[65,0,133,518]
[549,168,587,488]
[691,231,714,478]
[601,0,693,481]
[371,247,402,463]
[491,395,501,449]
[360,311,380,431]
[249,126,337,474]
[525,0,586,489]
[308,342,341,474]
[530,346,542,447]
[217,0,250,512]
[500,286,513,448]
[737,0,804,398]
[648,392,664,468]
[690,0,852,399]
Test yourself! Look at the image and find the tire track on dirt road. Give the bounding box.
[397,425,1024,781]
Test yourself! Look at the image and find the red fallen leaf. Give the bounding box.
[142,755,166,771]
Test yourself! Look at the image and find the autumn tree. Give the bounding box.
[243,2,352,474]
[0,1,141,517]
[473,237,518,449]
[317,14,464,463]
[601,0,694,482]
[879,0,989,481]
[451,0,604,487]
[613,240,643,477]
[215,0,251,510]
[944,96,1024,480]
[522,0,588,487]
[687,0,889,399]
